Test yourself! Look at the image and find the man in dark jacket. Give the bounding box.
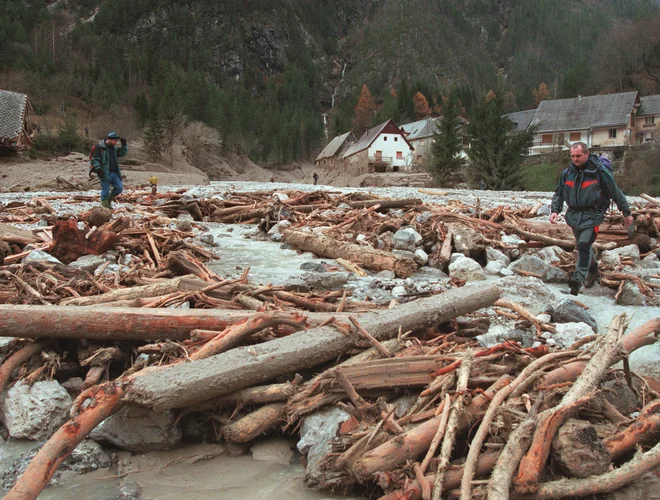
[550,142,632,295]
[91,132,128,209]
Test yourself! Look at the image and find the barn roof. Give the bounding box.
[639,95,660,116]
[529,91,638,133]
[0,90,28,141]
[315,132,354,161]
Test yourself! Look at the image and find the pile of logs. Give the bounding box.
[0,187,659,499]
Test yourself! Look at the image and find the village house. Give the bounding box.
[634,94,660,145]
[342,120,414,174]
[0,89,34,152]
[527,91,639,154]
[314,131,356,168]
[400,116,469,166]
[505,109,537,134]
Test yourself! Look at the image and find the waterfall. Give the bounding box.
[322,113,328,138]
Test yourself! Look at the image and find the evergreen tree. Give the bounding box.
[429,96,465,186]
[143,119,165,159]
[467,92,534,190]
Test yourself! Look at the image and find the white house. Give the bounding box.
[634,94,660,144]
[342,119,414,174]
[527,91,639,154]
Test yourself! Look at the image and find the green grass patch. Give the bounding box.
[520,163,560,192]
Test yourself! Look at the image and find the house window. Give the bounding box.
[569,132,581,142]
[394,137,398,142]
[541,134,553,145]
[420,139,425,146]
[383,136,388,141]
[645,116,656,126]
[609,129,617,139]
[396,151,403,159]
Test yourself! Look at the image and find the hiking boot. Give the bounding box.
[568,279,581,296]
[584,264,600,289]
[100,199,110,209]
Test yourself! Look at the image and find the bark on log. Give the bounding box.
[378,451,501,500]
[351,375,511,483]
[538,318,660,388]
[514,440,660,500]
[123,286,501,411]
[5,382,124,500]
[60,275,209,306]
[0,340,52,394]
[283,229,417,278]
[604,400,660,460]
[223,403,286,443]
[0,306,342,341]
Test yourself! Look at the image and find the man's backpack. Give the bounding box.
[591,154,614,208]
[88,144,101,177]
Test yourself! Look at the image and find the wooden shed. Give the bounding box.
[0,89,35,151]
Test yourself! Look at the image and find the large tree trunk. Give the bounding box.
[123,285,500,411]
[60,275,209,306]
[283,229,417,278]
[0,305,348,341]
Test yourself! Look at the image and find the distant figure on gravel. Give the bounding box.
[313,172,319,185]
[550,142,632,296]
[90,132,128,209]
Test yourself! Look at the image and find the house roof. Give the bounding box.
[343,120,413,158]
[401,116,469,141]
[505,109,537,133]
[639,95,660,116]
[315,132,354,161]
[0,90,28,141]
[401,118,439,141]
[529,91,639,133]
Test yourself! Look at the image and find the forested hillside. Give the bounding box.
[0,0,658,169]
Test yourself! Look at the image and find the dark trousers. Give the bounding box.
[571,226,598,284]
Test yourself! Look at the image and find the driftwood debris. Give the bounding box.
[2,186,660,500]
[283,229,417,278]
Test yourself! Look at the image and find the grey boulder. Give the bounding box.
[552,299,598,333]
[392,228,423,252]
[448,256,486,281]
[508,255,569,283]
[1,380,72,440]
[90,405,181,453]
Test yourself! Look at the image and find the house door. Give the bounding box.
[375,150,382,161]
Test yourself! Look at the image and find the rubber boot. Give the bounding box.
[568,279,581,296]
[584,264,600,289]
[100,199,110,209]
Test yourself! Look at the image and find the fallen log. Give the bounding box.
[0,340,52,394]
[5,382,124,500]
[378,451,501,500]
[514,440,660,500]
[604,400,660,460]
[538,318,660,388]
[123,286,501,411]
[60,275,209,306]
[514,314,629,495]
[189,313,308,360]
[0,306,334,341]
[283,229,417,278]
[351,375,512,483]
[223,403,286,443]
